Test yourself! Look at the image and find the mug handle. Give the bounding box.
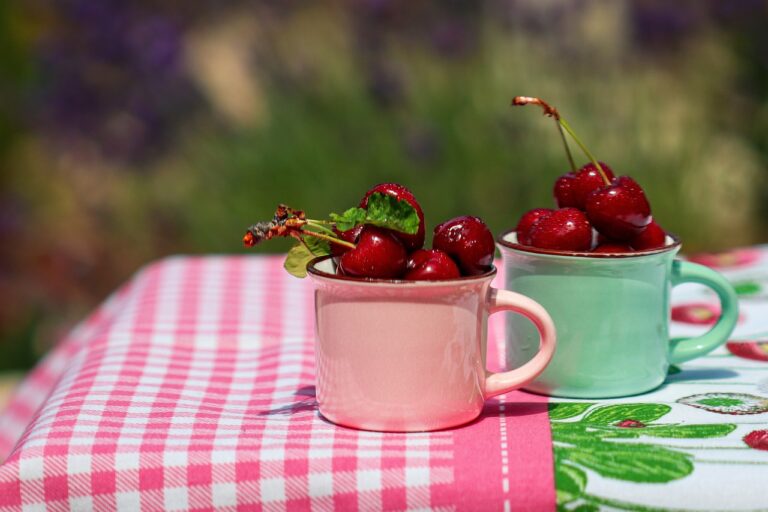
[669,260,739,365]
[484,288,557,399]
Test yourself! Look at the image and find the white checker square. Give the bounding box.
[260,477,286,503]
[308,447,333,459]
[357,469,382,492]
[67,454,92,475]
[116,491,140,511]
[19,456,45,479]
[308,473,333,498]
[163,451,188,467]
[114,452,141,470]
[260,448,285,461]
[211,450,236,464]
[70,496,94,511]
[405,467,430,487]
[21,504,46,512]
[212,482,237,507]
[164,486,189,511]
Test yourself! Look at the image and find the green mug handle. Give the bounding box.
[669,260,739,364]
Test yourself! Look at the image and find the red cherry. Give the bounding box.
[404,249,461,280]
[432,216,495,276]
[631,220,666,250]
[593,242,634,254]
[338,226,407,279]
[515,208,553,245]
[554,162,615,210]
[529,207,592,251]
[330,225,363,257]
[360,183,425,251]
[585,176,652,241]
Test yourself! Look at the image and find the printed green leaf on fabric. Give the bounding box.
[564,443,693,483]
[582,403,672,426]
[598,423,737,439]
[733,281,761,296]
[551,422,603,445]
[632,424,736,439]
[555,463,587,504]
[549,402,595,421]
[697,397,743,407]
[330,192,419,234]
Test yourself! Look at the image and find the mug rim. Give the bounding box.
[496,230,681,259]
[306,255,497,285]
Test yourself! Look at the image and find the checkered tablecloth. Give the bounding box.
[1,251,767,512]
[0,256,554,511]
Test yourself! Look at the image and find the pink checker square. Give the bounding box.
[235,461,260,482]
[43,474,69,502]
[187,464,213,486]
[0,480,21,506]
[139,467,164,491]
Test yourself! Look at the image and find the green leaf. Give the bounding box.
[556,463,587,504]
[572,505,600,512]
[734,281,761,296]
[582,403,671,426]
[329,207,367,232]
[629,423,736,439]
[302,234,331,257]
[564,443,693,483]
[364,193,420,234]
[283,243,316,278]
[329,192,420,234]
[549,402,595,421]
[552,423,603,445]
[697,397,743,407]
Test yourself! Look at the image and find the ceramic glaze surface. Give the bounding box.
[498,232,739,399]
[308,257,556,432]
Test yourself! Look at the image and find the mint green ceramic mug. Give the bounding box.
[497,231,739,398]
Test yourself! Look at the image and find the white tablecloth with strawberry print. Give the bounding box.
[551,246,768,511]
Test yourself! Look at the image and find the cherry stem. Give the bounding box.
[556,123,577,172]
[558,118,611,185]
[300,229,356,249]
[305,220,336,235]
[511,95,610,184]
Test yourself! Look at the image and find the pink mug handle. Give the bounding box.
[484,288,557,398]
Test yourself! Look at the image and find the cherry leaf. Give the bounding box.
[330,193,419,234]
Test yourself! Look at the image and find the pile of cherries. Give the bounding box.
[511,97,667,254]
[335,183,495,280]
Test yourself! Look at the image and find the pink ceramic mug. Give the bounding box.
[307,257,557,432]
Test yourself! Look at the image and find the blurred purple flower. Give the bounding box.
[630,2,703,48]
[31,0,200,163]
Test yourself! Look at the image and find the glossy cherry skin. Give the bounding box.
[631,220,666,250]
[529,207,593,251]
[515,208,553,245]
[554,161,615,210]
[404,249,461,280]
[360,183,425,251]
[432,216,495,276]
[330,225,363,257]
[592,242,634,254]
[338,226,407,279]
[585,176,652,241]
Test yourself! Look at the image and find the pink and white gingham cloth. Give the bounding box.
[0,255,555,511]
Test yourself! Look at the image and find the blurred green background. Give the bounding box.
[1,0,768,372]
